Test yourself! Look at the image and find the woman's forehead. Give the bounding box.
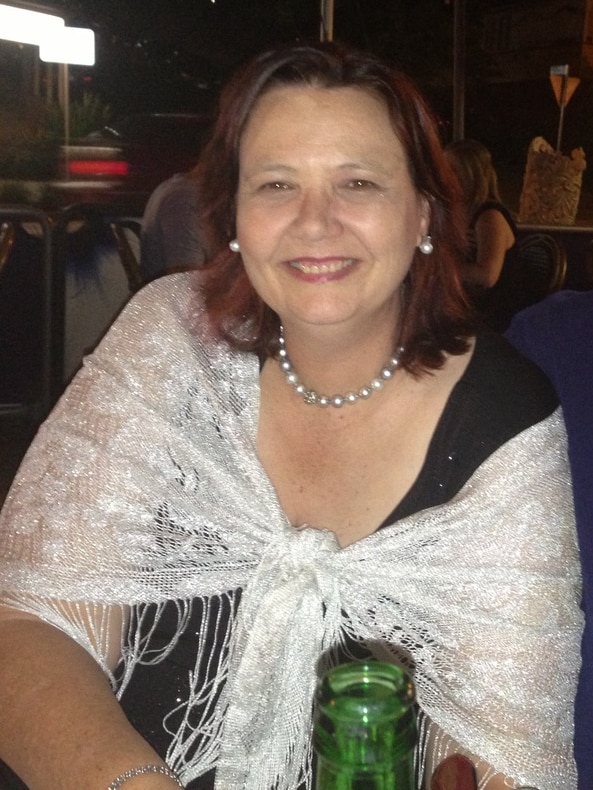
[240,84,401,153]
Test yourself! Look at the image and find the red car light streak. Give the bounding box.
[68,160,130,177]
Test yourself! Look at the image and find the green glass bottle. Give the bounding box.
[313,661,417,790]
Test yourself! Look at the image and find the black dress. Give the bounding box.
[466,200,521,331]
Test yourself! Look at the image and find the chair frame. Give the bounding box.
[516,232,567,298]
[109,219,143,292]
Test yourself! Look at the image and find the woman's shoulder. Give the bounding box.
[471,200,517,233]
[113,271,206,336]
[129,270,198,309]
[436,330,558,495]
[386,332,558,522]
[460,330,558,430]
[90,271,211,368]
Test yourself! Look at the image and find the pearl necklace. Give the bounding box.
[277,327,405,408]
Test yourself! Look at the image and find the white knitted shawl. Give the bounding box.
[0,273,583,789]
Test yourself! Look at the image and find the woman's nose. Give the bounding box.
[292,188,341,240]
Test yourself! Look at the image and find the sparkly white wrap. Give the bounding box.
[0,273,583,789]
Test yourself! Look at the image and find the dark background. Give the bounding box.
[48,0,497,120]
[44,0,588,174]
[2,0,592,210]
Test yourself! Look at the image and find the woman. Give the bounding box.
[0,43,582,790]
[445,139,522,330]
[445,138,517,290]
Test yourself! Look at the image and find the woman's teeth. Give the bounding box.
[289,259,355,274]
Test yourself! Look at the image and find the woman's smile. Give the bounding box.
[286,256,357,279]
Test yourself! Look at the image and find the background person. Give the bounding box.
[445,139,519,329]
[140,169,206,282]
[507,289,593,790]
[0,42,582,790]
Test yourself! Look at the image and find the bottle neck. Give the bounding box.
[313,662,417,790]
[315,747,415,790]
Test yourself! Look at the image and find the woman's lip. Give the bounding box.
[287,257,357,275]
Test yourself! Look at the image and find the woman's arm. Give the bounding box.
[0,281,202,788]
[463,208,515,289]
[0,607,179,790]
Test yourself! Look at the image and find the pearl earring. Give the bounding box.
[229,239,240,253]
[418,234,433,255]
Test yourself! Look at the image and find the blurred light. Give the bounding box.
[40,26,95,66]
[0,4,64,46]
[68,160,129,177]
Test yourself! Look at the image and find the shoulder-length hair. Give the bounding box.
[445,138,502,220]
[195,41,473,374]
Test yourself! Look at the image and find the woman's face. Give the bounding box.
[236,84,430,334]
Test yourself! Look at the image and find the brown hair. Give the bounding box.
[445,138,502,221]
[195,41,472,374]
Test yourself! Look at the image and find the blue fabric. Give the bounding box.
[507,290,593,789]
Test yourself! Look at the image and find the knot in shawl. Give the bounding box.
[217,526,342,789]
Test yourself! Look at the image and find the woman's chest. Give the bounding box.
[257,389,442,546]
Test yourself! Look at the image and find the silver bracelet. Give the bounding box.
[107,764,184,789]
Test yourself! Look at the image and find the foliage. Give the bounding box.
[36,91,112,140]
[68,91,112,138]
[0,91,111,182]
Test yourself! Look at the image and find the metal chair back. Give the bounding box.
[109,219,143,292]
[516,232,567,304]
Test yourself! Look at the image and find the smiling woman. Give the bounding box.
[0,41,582,790]
[198,44,470,372]
[235,84,429,343]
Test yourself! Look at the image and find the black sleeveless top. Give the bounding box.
[467,201,522,331]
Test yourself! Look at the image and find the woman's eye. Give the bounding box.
[345,179,379,190]
[260,181,291,191]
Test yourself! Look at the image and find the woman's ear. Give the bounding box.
[418,196,431,240]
